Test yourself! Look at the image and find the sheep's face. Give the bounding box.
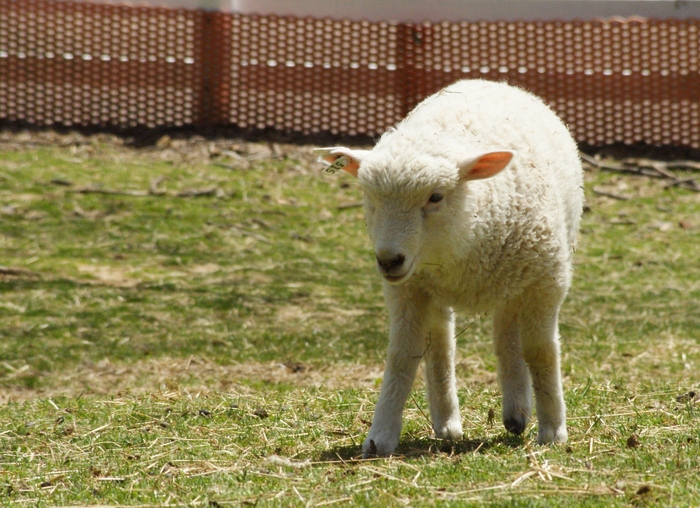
[361,177,449,284]
[314,146,514,285]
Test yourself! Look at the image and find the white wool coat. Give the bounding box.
[359,79,582,312]
[316,79,584,457]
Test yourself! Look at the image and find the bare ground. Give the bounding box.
[0,353,503,403]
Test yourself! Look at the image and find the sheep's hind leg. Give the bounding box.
[493,305,532,436]
[519,299,568,444]
[424,308,463,441]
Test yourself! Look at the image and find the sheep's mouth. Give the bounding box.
[381,263,414,285]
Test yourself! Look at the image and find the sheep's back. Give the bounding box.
[398,79,583,247]
[395,80,584,309]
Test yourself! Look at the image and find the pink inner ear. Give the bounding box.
[318,150,360,177]
[342,159,360,177]
[463,151,514,181]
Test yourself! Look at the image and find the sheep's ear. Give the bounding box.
[313,147,369,177]
[458,151,515,181]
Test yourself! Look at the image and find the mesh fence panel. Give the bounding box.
[1,0,699,147]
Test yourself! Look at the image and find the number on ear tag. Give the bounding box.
[323,156,349,174]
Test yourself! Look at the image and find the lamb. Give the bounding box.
[315,79,584,457]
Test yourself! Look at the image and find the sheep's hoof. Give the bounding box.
[537,425,568,444]
[362,439,378,458]
[503,417,527,435]
[433,419,463,441]
[361,434,398,458]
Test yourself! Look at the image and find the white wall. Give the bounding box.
[69,0,227,10]
[70,0,700,21]
[230,0,700,22]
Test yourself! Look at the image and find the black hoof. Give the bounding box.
[504,417,526,435]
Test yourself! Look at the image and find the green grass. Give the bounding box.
[0,134,699,506]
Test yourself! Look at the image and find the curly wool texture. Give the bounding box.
[317,79,584,456]
[359,79,583,312]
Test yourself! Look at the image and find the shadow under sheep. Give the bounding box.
[319,433,526,462]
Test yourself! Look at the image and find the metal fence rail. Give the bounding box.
[1,0,699,147]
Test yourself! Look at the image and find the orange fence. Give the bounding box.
[1,0,699,148]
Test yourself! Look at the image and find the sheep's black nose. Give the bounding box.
[376,254,405,273]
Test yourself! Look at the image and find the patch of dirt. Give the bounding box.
[0,126,341,172]
[275,305,367,326]
[0,357,383,403]
[76,263,142,288]
[0,355,498,403]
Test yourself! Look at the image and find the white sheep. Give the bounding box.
[315,79,584,457]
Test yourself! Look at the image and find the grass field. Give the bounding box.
[1,131,699,506]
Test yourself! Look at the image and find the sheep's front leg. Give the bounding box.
[519,299,567,444]
[493,306,532,436]
[362,286,430,457]
[424,308,462,441]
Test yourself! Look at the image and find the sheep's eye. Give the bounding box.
[428,193,444,204]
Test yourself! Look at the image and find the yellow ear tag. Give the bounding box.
[324,156,349,175]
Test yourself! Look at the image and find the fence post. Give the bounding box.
[196,11,232,127]
[396,23,413,119]
[396,22,432,118]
